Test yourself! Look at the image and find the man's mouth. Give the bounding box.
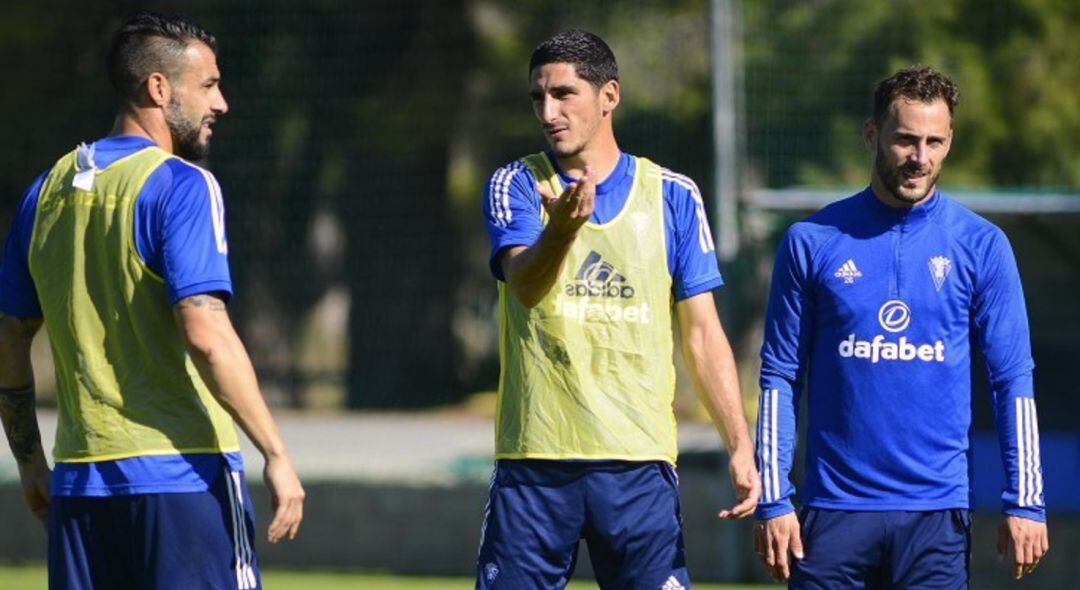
[545,126,568,139]
[901,168,927,184]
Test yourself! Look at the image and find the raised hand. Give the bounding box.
[536,165,595,238]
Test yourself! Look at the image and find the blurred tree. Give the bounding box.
[742,0,1080,191]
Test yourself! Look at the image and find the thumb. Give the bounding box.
[536,182,557,206]
[790,527,805,560]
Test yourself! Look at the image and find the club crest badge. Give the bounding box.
[928,256,952,292]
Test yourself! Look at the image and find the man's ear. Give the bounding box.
[601,80,620,116]
[862,118,877,152]
[146,72,171,108]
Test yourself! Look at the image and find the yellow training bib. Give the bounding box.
[495,153,678,464]
[29,145,239,462]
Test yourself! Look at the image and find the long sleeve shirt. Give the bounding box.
[756,187,1044,522]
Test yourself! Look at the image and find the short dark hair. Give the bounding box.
[529,30,618,88]
[872,66,959,125]
[106,11,217,102]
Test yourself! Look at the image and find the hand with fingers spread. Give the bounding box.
[264,453,305,543]
[997,515,1048,580]
[754,512,804,583]
[718,447,760,520]
[536,165,595,238]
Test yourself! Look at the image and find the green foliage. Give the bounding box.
[744,0,1080,190]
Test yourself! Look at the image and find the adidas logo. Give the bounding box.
[553,251,651,324]
[564,251,636,299]
[661,576,686,590]
[834,259,862,284]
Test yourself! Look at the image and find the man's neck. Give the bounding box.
[108,109,173,154]
[554,136,621,184]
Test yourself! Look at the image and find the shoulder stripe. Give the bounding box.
[662,170,715,254]
[488,166,510,227]
[188,164,229,255]
[488,162,525,229]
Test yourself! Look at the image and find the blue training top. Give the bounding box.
[0,135,243,496]
[483,151,723,300]
[756,187,1044,522]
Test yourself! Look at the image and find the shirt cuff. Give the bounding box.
[1003,505,1046,523]
[675,274,723,301]
[755,499,795,521]
[170,280,234,305]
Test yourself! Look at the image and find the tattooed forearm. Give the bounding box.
[175,294,227,312]
[0,384,43,466]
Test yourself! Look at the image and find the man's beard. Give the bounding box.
[874,142,938,204]
[165,98,210,161]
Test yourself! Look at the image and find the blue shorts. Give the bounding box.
[791,508,971,590]
[49,466,260,590]
[476,459,690,590]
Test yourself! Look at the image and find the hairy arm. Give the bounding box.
[502,171,595,308]
[173,294,304,542]
[675,292,760,519]
[0,312,49,524]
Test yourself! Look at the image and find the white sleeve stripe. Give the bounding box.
[1024,398,1043,507]
[487,162,526,229]
[770,388,780,501]
[1023,397,1032,507]
[757,388,770,502]
[1016,397,1026,507]
[662,170,715,254]
[498,163,523,227]
[1030,399,1043,506]
[488,166,510,227]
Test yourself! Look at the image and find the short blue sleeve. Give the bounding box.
[140,160,233,304]
[661,170,723,300]
[483,161,542,281]
[0,172,47,318]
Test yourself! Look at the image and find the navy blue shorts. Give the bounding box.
[475,459,690,590]
[49,467,260,590]
[791,508,971,590]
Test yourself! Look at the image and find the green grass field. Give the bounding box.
[0,565,776,589]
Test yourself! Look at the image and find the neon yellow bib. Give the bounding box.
[495,153,678,463]
[28,146,239,462]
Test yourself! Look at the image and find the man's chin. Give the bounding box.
[891,185,931,204]
[548,140,581,159]
[177,141,211,162]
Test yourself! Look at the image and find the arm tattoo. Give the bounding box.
[0,383,43,466]
[175,294,227,312]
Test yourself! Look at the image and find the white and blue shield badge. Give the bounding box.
[928,255,952,292]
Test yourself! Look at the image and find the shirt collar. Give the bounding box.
[860,185,941,226]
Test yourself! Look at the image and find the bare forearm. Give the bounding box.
[191,338,288,458]
[0,384,46,467]
[676,298,752,453]
[0,314,46,468]
[504,226,577,308]
[683,331,752,452]
[176,297,288,460]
